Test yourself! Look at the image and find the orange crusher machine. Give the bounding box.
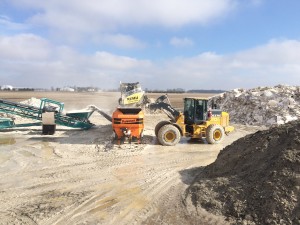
[112,107,144,144]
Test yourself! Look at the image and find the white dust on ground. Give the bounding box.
[1,85,296,224]
[0,110,260,225]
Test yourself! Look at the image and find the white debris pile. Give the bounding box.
[210,85,300,127]
[0,98,42,121]
[20,97,42,108]
[21,97,65,113]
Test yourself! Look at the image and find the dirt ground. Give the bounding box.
[185,119,300,225]
[0,91,260,225]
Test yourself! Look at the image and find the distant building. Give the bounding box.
[87,88,96,92]
[76,87,98,92]
[61,87,75,92]
[0,85,13,90]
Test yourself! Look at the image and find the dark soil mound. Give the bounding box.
[184,120,300,225]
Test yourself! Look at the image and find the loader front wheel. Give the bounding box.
[157,124,181,146]
[206,124,225,144]
[155,121,170,137]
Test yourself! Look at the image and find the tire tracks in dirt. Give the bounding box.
[0,112,258,225]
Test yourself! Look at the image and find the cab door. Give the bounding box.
[184,98,195,125]
[194,99,208,124]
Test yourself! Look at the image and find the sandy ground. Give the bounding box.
[0,92,260,224]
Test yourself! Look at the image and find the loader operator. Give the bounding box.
[207,108,212,120]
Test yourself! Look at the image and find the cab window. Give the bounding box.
[184,99,195,124]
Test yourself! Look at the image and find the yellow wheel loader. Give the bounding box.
[149,95,234,146]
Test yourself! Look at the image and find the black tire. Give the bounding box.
[155,121,170,137]
[206,124,225,144]
[157,124,181,146]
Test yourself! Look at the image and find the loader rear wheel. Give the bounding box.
[157,124,181,146]
[206,124,225,144]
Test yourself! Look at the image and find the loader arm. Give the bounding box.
[149,101,181,122]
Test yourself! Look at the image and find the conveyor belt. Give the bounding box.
[0,98,94,129]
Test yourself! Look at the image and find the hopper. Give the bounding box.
[66,110,94,120]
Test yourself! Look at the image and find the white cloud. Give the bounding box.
[0,34,51,60]
[92,34,146,49]
[11,0,237,31]
[90,51,151,70]
[234,39,300,64]
[170,37,194,47]
[158,39,300,89]
[6,0,244,50]
[0,33,152,88]
[1,34,299,90]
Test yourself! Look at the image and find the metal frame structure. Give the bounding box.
[0,98,94,130]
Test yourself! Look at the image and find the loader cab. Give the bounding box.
[183,98,208,125]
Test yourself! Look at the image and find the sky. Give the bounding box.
[0,0,300,91]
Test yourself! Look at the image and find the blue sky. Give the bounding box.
[0,0,300,90]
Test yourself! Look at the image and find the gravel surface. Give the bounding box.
[2,91,284,224]
[0,112,259,224]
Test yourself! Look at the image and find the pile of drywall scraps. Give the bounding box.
[0,98,42,121]
[184,119,300,225]
[210,85,300,126]
[21,97,42,108]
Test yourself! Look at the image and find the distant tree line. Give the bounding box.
[0,85,225,94]
[0,88,35,91]
[145,88,185,93]
[17,88,35,91]
[187,89,225,93]
[145,88,225,94]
